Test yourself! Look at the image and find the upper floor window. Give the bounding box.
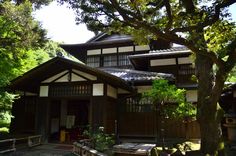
[87,56,100,67]
[118,54,131,66]
[103,55,117,67]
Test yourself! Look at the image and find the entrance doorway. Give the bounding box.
[49,99,90,142]
[67,100,89,128]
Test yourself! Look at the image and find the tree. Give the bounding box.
[143,79,196,149]
[59,0,236,155]
[0,1,47,126]
[1,0,53,9]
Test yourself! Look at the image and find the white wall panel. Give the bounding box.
[150,58,176,66]
[135,45,150,51]
[178,57,193,64]
[107,85,117,99]
[93,83,104,96]
[42,70,68,83]
[73,69,97,80]
[102,48,117,54]
[71,73,86,81]
[55,74,69,82]
[87,49,101,55]
[39,86,49,97]
[118,46,133,53]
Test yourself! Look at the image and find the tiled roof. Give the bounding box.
[129,47,191,59]
[149,47,190,53]
[99,68,174,82]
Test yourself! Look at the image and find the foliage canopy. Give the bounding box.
[0,1,49,124]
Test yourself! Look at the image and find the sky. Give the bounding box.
[34,1,236,44]
[33,1,95,44]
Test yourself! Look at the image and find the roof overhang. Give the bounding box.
[10,57,133,93]
[60,39,134,61]
[129,48,192,70]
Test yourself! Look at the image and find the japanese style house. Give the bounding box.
[10,33,200,142]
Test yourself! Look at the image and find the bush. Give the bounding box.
[83,126,115,152]
[0,111,11,133]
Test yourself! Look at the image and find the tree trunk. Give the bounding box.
[196,54,225,155]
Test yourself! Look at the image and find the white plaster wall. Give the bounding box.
[93,83,104,96]
[39,86,49,97]
[150,58,176,66]
[71,73,86,81]
[107,85,117,99]
[42,70,68,83]
[73,69,97,80]
[118,46,133,53]
[178,57,193,64]
[135,45,150,51]
[55,74,69,82]
[186,90,198,102]
[102,48,117,54]
[87,49,101,55]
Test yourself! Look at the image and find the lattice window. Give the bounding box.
[103,55,117,67]
[118,54,131,66]
[49,84,92,97]
[87,56,100,67]
[125,96,153,113]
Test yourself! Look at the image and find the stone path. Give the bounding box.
[1,144,74,156]
[113,143,156,155]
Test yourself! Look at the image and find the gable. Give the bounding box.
[10,57,132,93]
[41,69,97,83]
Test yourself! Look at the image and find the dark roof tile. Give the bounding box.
[99,68,174,82]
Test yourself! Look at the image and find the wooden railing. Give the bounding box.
[49,84,92,97]
[0,135,42,154]
[0,138,16,154]
[28,135,42,147]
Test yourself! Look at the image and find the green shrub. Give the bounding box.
[83,126,115,152]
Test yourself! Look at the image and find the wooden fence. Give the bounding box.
[119,112,200,139]
[0,135,42,154]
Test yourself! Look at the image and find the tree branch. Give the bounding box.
[164,0,173,31]
[171,1,236,33]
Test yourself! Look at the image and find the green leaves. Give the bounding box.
[0,1,48,126]
[83,126,115,152]
[143,79,196,118]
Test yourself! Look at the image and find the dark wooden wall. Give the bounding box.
[118,112,200,139]
[10,97,37,134]
[105,97,117,134]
